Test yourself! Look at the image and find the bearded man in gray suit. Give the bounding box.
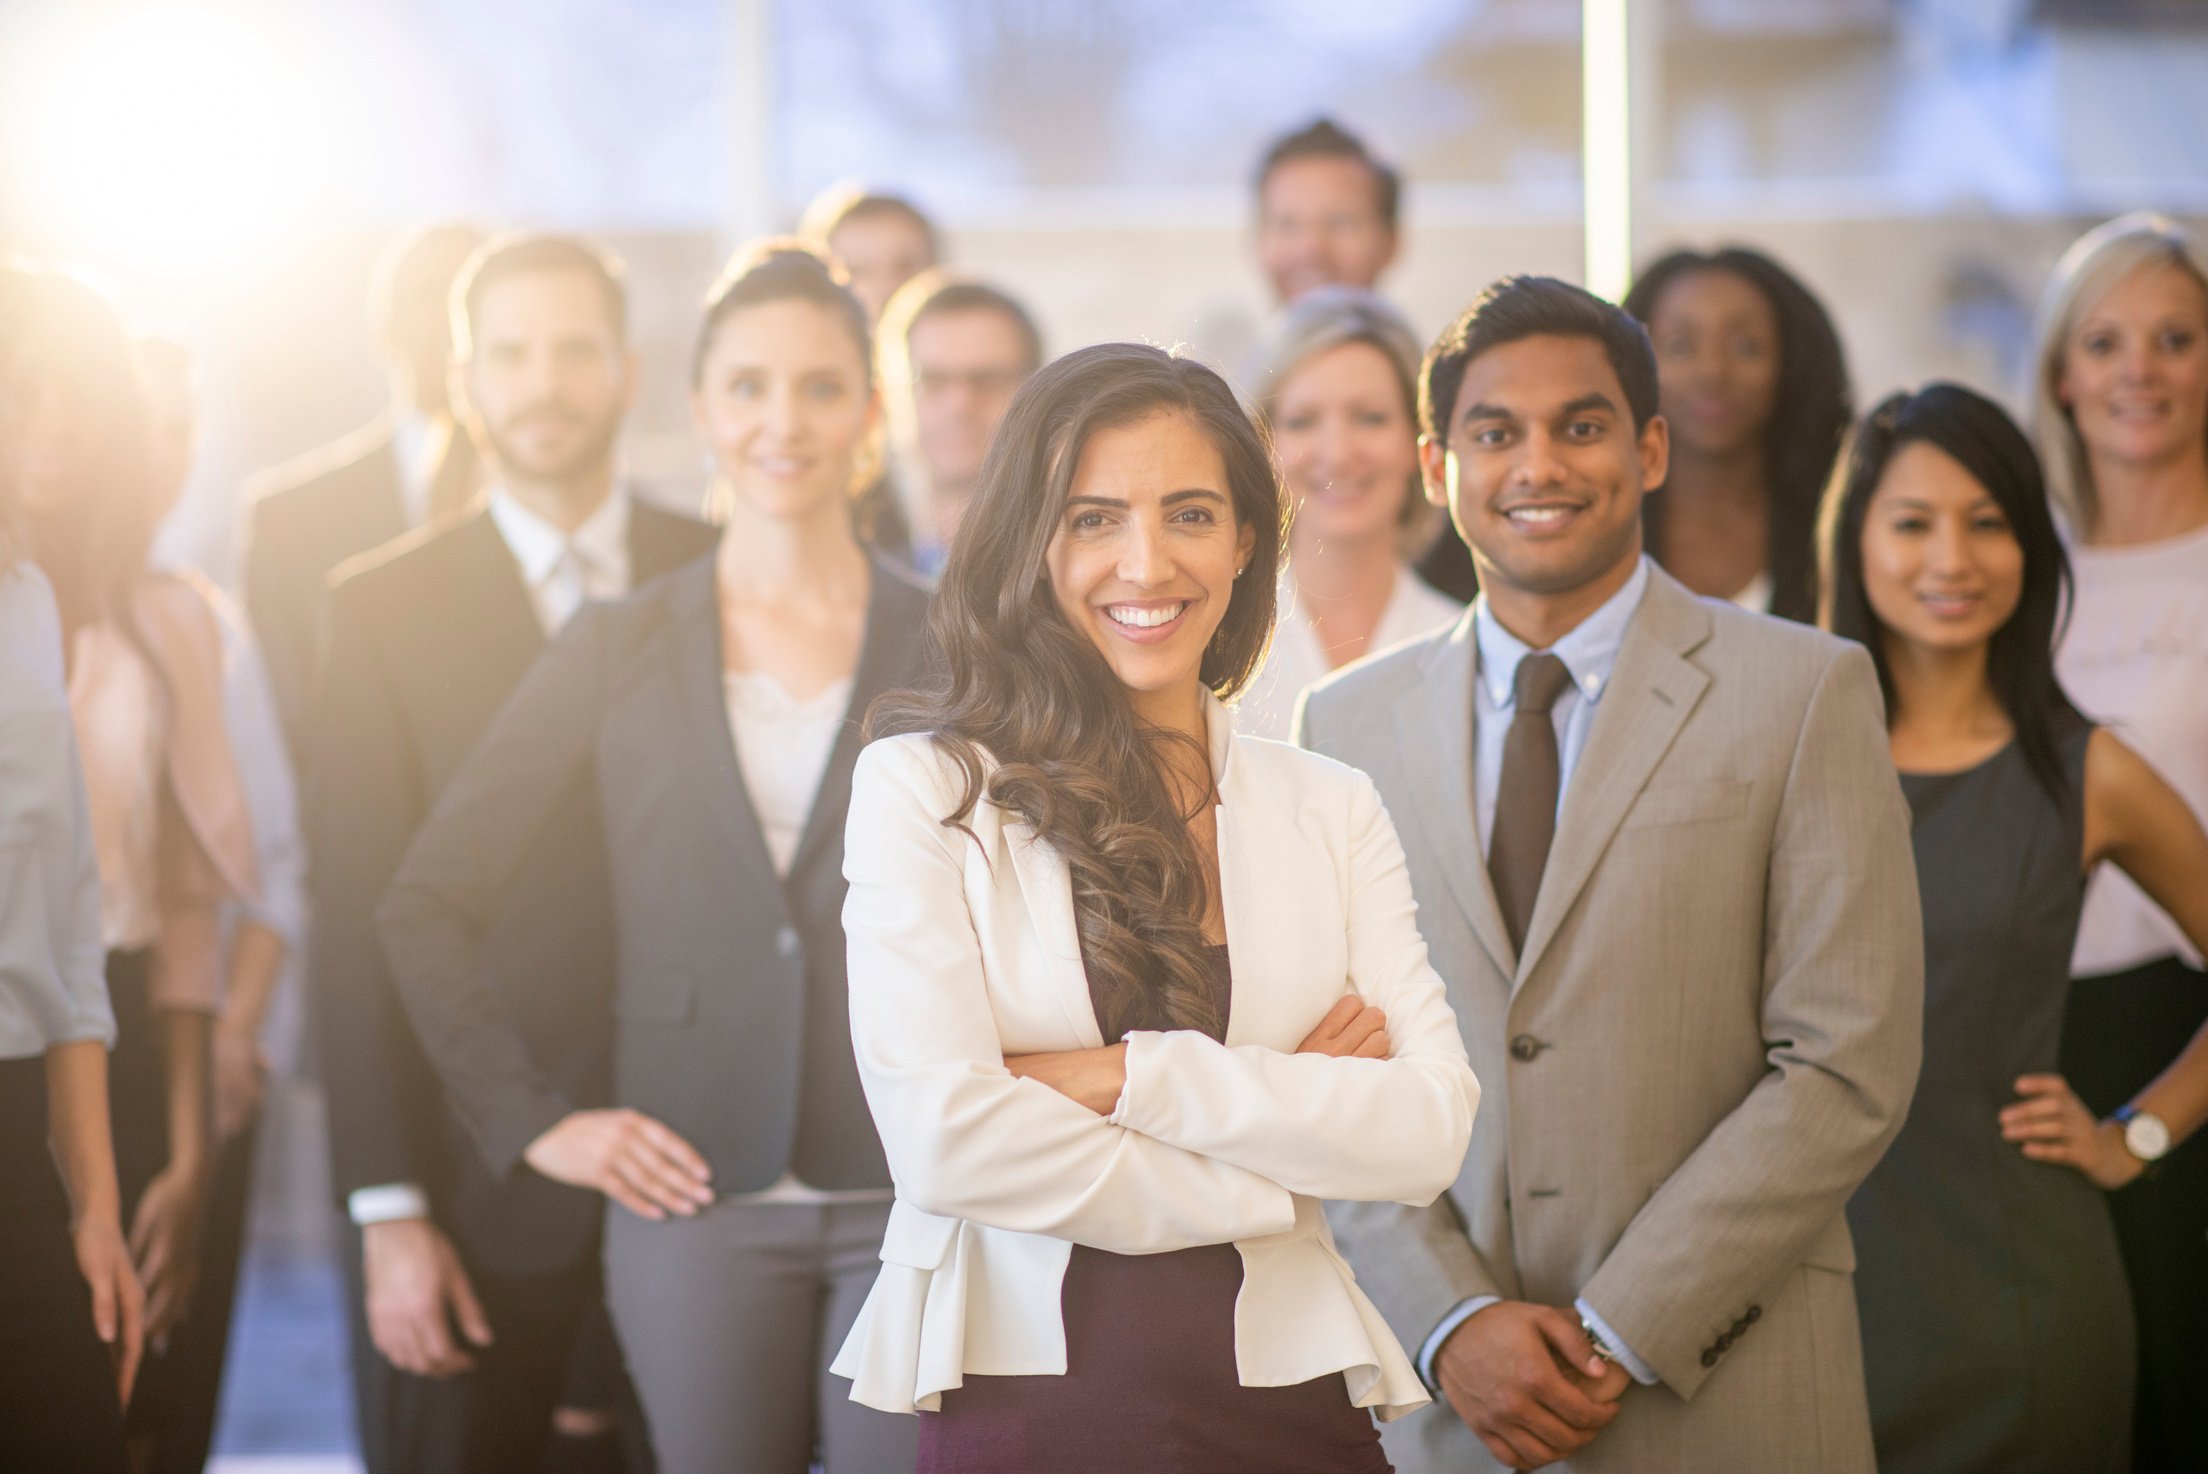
[1296,276,1923,1473]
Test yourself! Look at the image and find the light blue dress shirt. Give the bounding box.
[1418,557,1662,1390]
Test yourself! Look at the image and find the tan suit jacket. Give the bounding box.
[1297,566,1923,1474]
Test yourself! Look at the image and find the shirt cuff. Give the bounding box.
[1576,1296,1660,1386]
[1417,1295,1500,1393]
[347,1182,431,1226]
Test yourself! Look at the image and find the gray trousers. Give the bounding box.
[604,1195,917,1474]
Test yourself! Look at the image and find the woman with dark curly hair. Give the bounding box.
[831,341,1478,1471]
[1623,245,1853,622]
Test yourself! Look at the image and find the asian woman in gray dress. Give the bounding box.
[1821,384,2208,1474]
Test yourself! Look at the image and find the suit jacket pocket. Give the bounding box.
[614,968,697,1025]
[1621,779,1751,831]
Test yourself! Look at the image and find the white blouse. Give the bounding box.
[2058,519,2208,974]
[1236,566,1464,741]
[724,670,853,878]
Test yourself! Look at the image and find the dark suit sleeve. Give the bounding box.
[377,604,615,1181]
[306,578,444,1203]
[241,496,316,753]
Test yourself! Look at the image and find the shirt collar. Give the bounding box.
[1474,556,1650,710]
[486,485,631,587]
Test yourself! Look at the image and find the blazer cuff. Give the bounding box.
[348,1182,430,1225]
[1416,1294,1498,1393]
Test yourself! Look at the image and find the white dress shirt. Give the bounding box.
[1422,556,1663,1388]
[487,486,633,636]
[389,412,438,530]
[1236,564,1463,741]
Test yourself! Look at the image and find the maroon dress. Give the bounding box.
[917,945,1394,1473]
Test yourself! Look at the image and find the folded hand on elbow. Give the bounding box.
[1004,995,1391,1115]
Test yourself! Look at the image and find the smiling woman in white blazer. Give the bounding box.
[832,341,1479,1472]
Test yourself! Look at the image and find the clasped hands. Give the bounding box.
[1004,992,1393,1114]
[1436,1301,1632,1470]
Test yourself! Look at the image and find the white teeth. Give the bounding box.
[1506,506,1573,526]
[1105,603,1187,629]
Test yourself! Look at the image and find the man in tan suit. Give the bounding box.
[1298,276,1923,1473]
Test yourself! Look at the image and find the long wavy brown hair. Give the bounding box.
[870,343,1286,1038]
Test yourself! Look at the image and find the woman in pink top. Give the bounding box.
[3,270,258,1465]
[2031,212,2208,1473]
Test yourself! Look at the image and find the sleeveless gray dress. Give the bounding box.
[1849,728,2136,1473]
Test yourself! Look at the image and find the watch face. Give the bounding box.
[2125,1111,2172,1162]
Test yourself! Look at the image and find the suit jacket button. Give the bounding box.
[1701,1347,1718,1368]
[1509,1034,1544,1063]
[776,926,801,960]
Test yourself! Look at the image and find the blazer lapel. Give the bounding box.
[1513,574,1712,988]
[786,559,929,889]
[669,565,788,904]
[1004,815,1107,1049]
[1392,616,1516,980]
[456,511,551,681]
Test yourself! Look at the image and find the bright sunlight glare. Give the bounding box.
[1,2,336,305]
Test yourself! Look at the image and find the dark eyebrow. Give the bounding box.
[1063,488,1226,511]
[1558,392,1621,420]
[1458,401,1514,427]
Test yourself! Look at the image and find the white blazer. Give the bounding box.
[830,695,1480,1421]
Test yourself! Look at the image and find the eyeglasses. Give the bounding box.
[912,367,1025,399]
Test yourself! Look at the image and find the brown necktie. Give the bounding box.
[1489,652,1575,954]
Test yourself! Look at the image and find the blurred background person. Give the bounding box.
[1624,246,1853,621]
[0,294,141,1474]
[1236,286,1458,739]
[799,183,942,327]
[381,241,930,1474]
[306,233,715,1474]
[136,335,309,1474]
[1255,118,1402,307]
[240,222,488,749]
[2032,211,2208,1474]
[1824,383,2208,1473]
[801,187,944,564]
[5,269,262,1471]
[876,269,1043,575]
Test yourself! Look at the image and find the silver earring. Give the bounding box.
[1234,565,1246,579]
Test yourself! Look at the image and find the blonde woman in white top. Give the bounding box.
[1236,288,1461,739]
[2031,210,2208,1470]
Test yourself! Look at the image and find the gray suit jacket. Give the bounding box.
[1297,566,1923,1474]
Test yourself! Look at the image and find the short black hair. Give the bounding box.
[1819,383,2082,805]
[1418,275,1660,443]
[1255,118,1402,232]
[452,232,628,357]
[885,271,1044,376]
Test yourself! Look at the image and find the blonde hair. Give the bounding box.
[2029,212,2208,537]
[1244,285,1430,533]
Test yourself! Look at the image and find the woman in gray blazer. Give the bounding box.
[378,242,929,1474]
